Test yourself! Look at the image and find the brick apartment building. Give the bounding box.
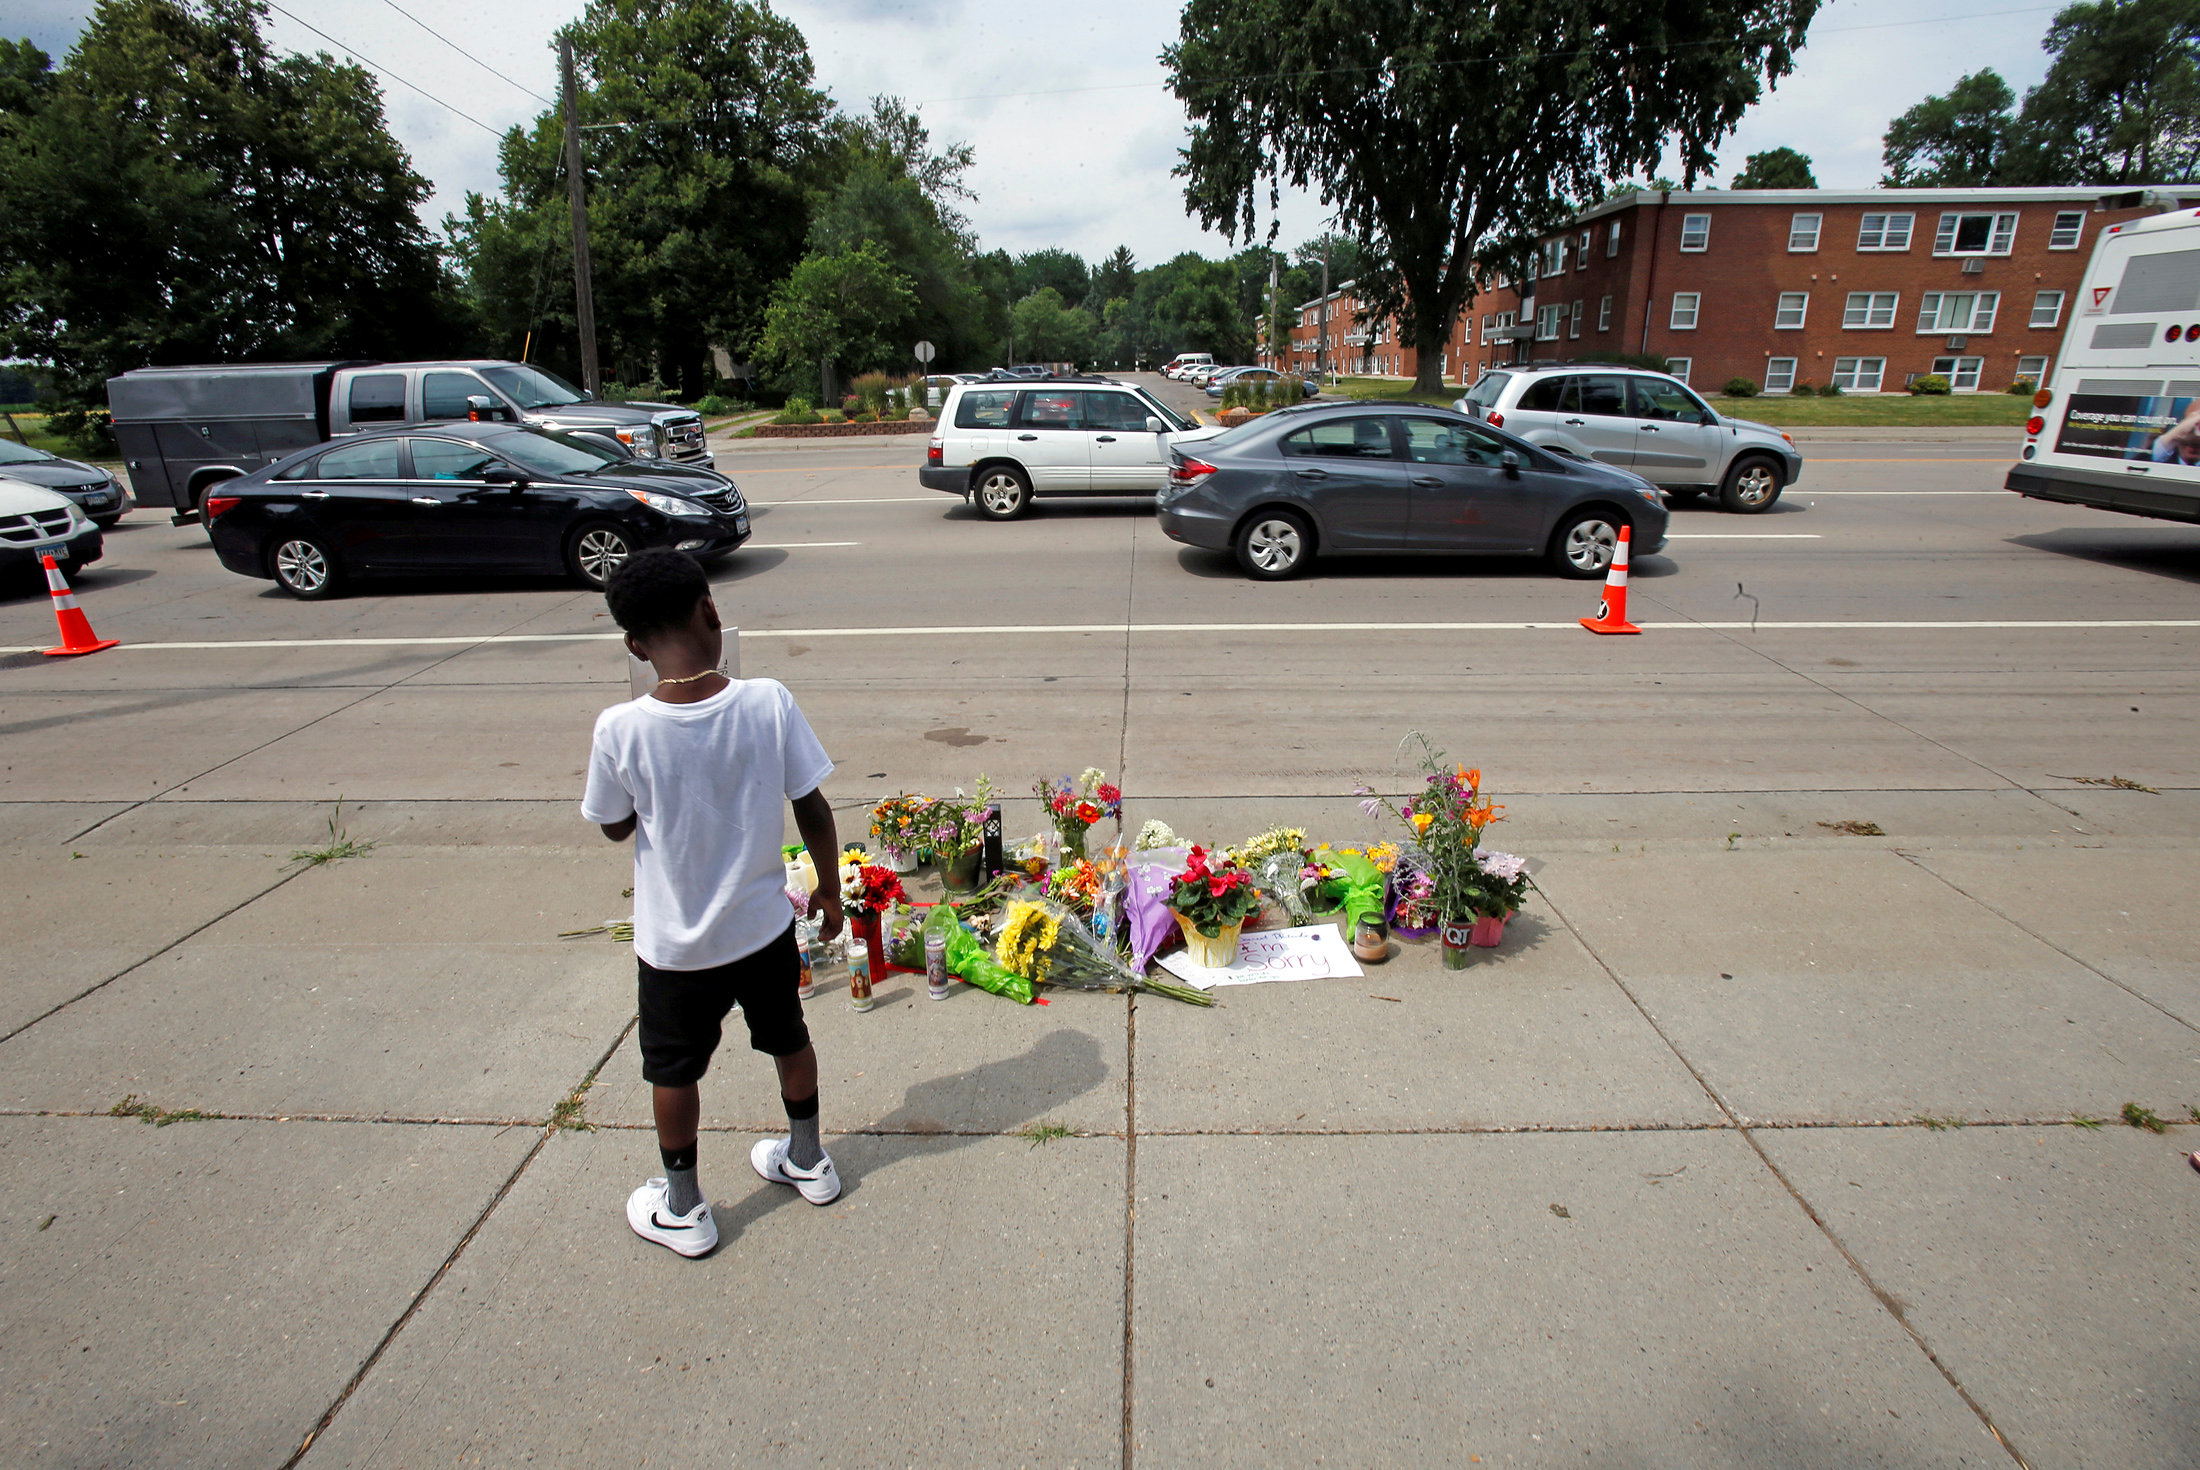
[1275,187,2183,395]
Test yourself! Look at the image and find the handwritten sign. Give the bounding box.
[1157,924,1363,989]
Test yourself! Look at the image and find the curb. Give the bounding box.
[748,420,933,440]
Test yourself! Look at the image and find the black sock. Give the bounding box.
[661,1142,700,1215]
[784,1092,822,1170]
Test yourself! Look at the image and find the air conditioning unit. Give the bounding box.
[1961,258,1984,274]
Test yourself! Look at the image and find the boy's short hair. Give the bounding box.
[604,548,708,638]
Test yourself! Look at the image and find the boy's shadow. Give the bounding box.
[712,1026,1111,1242]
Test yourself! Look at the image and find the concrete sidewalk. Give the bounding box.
[4,789,2196,1468]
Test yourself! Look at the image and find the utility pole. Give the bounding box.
[559,38,601,397]
[1316,240,1330,381]
[1267,253,1280,370]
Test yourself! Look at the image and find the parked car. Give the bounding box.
[1163,353,1215,380]
[0,479,103,581]
[1186,364,1230,388]
[108,359,712,530]
[920,374,985,409]
[0,440,129,527]
[1205,367,1320,400]
[205,422,748,599]
[921,379,1220,518]
[1454,363,1800,512]
[1155,401,1667,581]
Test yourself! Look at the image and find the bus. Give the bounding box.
[2009,204,2200,524]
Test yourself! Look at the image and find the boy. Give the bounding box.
[581,548,845,1258]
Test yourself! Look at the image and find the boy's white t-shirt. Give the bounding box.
[580,678,834,971]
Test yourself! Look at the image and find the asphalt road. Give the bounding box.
[4,398,2199,1468]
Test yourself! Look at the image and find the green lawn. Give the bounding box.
[1327,376,2030,427]
[0,412,87,459]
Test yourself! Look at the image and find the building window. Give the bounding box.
[1578,230,1592,267]
[1669,292,1701,329]
[1788,214,1821,252]
[1664,357,1692,384]
[1679,214,1710,252]
[1765,358,1798,393]
[1479,314,1492,344]
[1930,355,1984,391]
[1569,300,1583,338]
[1597,295,1612,331]
[1934,211,2018,256]
[1607,219,1622,257]
[2048,211,2085,250]
[1774,292,1809,329]
[1542,240,1566,277]
[1918,291,2000,333]
[1831,357,1886,392]
[2030,290,2065,328]
[1843,291,1900,328]
[1856,213,1914,251]
[2015,354,2050,386]
[1536,303,1563,340]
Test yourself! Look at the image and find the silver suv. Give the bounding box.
[1455,364,1801,512]
[920,376,1218,519]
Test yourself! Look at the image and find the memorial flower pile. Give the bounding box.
[1363,732,1506,923]
[1037,767,1121,858]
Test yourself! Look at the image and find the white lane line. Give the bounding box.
[746,541,861,549]
[10,618,2199,654]
[1665,533,1821,539]
[1800,490,2002,496]
[748,496,944,506]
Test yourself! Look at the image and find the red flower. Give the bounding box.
[1097,783,1121,805]
[1208,873,1230,896]
[1075,801,1103,824]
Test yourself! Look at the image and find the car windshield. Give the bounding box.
[1462,373,1511,410]
[479,363,586,409]
[493,428,623,476]
[0,441,52,464]
[1139,392,1194,432]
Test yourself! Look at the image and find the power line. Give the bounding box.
[915,3,2063,107]
[373,0,556,107]
[263,1,505,138]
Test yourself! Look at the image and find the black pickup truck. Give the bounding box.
[108,359,712,523]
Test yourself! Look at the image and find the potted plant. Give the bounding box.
[1462,849,1530,946]
[1166,845,1263,967]
[1365,733,1507,970]
[928,778,995,895]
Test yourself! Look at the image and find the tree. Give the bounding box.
[0,0,472,405]
[1008,287,1096,364]
[1730,146,1816,187]
[2016,0,2200,184]
[756,242,916,397]
[1167,0,1820,393]
[452,0,831,397]
[1087,245,1138,314]
[1881,70,2019,185]
[1014,248,1089,304]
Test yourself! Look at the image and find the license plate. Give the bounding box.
[86,494,113,507]
[30,541,67,558]
[735,513,749,534]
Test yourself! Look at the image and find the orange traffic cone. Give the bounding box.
[1578,526,1641,635]
[41,554,119,657]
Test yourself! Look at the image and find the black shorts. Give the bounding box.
[636,922,810,1086]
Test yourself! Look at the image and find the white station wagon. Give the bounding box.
[920,377,1220,519]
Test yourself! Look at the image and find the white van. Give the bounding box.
[2010,206,2200,523]
[1164,353,1214,381]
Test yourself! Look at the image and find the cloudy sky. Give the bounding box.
[4,0,2076,267]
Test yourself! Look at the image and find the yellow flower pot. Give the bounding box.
[1174,912,1243,968]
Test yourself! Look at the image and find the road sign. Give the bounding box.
[913,340,936,364]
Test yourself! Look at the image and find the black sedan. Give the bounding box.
[207,423,749,599]
[1154,401,1667,580]
[0,439,130,527]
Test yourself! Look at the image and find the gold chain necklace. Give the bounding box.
[656,668,723,687]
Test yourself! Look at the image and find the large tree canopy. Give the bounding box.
[1882,69,2022,186]
[0,0,470,404]
[1167,0,1819,392]
[1730,146,1817,188]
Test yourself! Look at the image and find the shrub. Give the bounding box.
[1788,380,1814,396]
[695,394,731,416]
[602,379,672,404]
[1254,377,1275,410]
[2007,378,2038,395]
[45,404,116,456]
[1908,374,1950,396]
[840,394,862,416]
[1816,382,1843,397]
[772,396,820,425]
[1722,377,1759,398]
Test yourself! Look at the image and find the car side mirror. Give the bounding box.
[465,394,498,422]
[1500,450,1522,479]
[1145,416,1166,433]
[481,466,528,489]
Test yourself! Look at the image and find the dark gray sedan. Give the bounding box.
[0,440,129,527]
[1154,402,1668,580]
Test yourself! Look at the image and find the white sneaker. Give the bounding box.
[750,1137,841,1204]
[626,1176,719,1258]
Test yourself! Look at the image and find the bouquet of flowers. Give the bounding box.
[1362,732,1503,924]
[1463,849,1531,920]
[1390,861,1442,936]
[1134,818,1181,851]
[868,793,936,867]
[1036,767,1121,860]
[1230,825,1306,866]
[1045,857,1104,916]
[921,901,1035,1004]
[997,898,1213,1006]
[847,861,907,918]
[1299,847,1352,916]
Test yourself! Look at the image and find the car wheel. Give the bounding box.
[567,522,635,589]
[1548,508,1626,579]
[1234,509,1314,580]
[270,534,342,599]
[1719,455,1784,514]
[973,466,1031,520]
